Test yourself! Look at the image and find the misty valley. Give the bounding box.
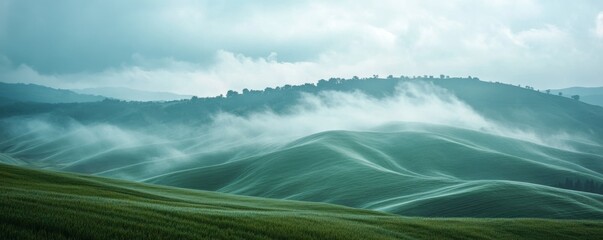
[2,76,603,239]
[2,76,603,212]
[4,1,603,239]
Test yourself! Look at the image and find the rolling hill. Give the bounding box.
[144,124,603,218]
[2,163,602,240]
[1,77,602,220]
[2,121,602,218]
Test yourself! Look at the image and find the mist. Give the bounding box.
[0,82,586,179]
[204,82,578,149]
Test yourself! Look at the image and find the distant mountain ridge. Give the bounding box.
[0,82,105,104]
[73,87,193,101]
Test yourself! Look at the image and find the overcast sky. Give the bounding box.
[1,0,602,96]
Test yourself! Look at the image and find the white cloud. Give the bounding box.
[597,12,603,38]
[503,25,568,48]
[2,1,603,93]
[0,52,321,96]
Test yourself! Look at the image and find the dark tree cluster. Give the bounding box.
[555,178,603,195]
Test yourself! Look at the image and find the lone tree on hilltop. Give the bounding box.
[571,95,580,101]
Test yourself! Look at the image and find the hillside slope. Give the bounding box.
[1,78,603,219]
[144,125,603,218]
[2,121,602,218]
[1,78,602,141]
[551,87,603,107]
[2,163,603,240]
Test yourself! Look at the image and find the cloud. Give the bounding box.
[207,82,492,144]
[0,51,321,96]
[1,1,603,93]
[206,82,577,150]
[597,12,603,38]
[503,25,568,48]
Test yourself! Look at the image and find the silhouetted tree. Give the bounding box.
[585,179,594,192]
[557,178,603,194]
[226,90,238,98]
[558,92,563,96]
[565,178,572,188]
[575,179,582,191]
[545,89,551,94]
[571,95,580,101]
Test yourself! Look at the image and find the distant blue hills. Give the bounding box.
[72,86,193,101]
[0,82,104,104]
[0,82,193,103]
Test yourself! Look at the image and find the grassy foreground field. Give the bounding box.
[1,163,602,240]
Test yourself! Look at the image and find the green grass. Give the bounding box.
[1,163,602,240]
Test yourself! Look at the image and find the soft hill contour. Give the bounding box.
[1,78,603,220]
[0,82,104,104]
[144,124,603,218]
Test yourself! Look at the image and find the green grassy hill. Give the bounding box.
[2,121,603,218]
[2,78,603,220]
[2,163,602,240]
[144,124,603,218]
